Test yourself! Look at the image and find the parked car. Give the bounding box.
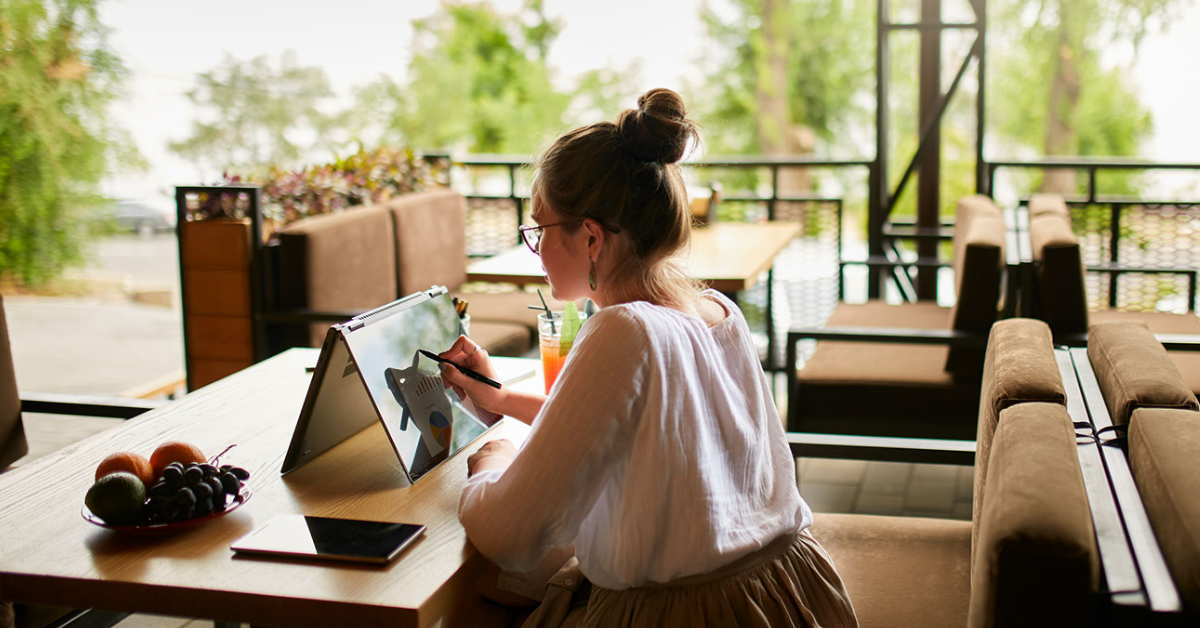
[110,200,175,237]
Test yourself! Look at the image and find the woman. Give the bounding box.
[439,88,857,627]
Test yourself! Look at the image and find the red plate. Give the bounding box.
[82,488,251,535]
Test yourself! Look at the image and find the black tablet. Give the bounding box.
[231,515,425,565]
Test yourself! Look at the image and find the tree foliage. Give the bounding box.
[989,0,1182,192]
[0,0,133,286]
[357,0,571,155]
[169,51,336,175]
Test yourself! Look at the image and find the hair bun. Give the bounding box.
[615,88,698,165]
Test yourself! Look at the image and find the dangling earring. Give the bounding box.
[588,258,597,291]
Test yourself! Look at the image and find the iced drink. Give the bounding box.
[538,311,584,393]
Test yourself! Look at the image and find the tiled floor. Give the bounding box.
[15,415,974,628]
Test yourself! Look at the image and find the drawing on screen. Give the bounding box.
[384,353,452,472]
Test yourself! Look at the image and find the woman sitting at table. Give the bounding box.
[439,88,857,628]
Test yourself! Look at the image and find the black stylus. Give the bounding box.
[418,350,502,389]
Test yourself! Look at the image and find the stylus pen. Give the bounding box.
[418,350,502,389]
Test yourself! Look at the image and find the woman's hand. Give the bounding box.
[467,439,517,477]
[439,335,506,413]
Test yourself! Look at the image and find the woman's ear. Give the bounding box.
[582,219,606,257]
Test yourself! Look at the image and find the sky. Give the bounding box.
[97,0,1200,211]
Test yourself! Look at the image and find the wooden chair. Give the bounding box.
[786,195,1009,440]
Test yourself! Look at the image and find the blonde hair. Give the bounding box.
[533,88,704,309]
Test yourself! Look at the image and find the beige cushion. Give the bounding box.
[1092,311,1200,400]
[968,403,1100,628]
[813,513,971,628]
[947,197,1006,377]
[1030,212,1088,335]
[1129,407,1200,611]
[1028,194,1070,218]
[1087,321,1199,426]
[0,294,28,469]
[793,302,978,438]
[388,189,470,295]
[973,319,1064,553]
[278,205,399,346]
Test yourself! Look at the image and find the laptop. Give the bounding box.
[280,286,503,483]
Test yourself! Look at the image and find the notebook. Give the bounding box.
[280,286,503,482]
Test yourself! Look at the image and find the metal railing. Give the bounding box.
[988,159,1200,313]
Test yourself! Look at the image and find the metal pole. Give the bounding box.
[871,0,889,300]
[916,0,942,300]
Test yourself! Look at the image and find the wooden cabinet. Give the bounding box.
[180,219,254,389]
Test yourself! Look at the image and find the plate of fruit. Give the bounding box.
[83,441,252,535]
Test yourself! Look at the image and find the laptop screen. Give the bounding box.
[341,291,489,482]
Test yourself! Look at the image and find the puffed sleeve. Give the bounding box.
[458,308,649,572]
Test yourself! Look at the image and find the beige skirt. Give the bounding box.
[522,530,858,628]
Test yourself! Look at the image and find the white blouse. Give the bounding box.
[458,290,811,590]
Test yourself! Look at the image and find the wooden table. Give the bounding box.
[0,349,536,628]
[467,222,802,293]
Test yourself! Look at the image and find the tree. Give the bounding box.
[0,0,135,286]
[169,51,336,175]
[359,0,571,155]
[990,0,1183,193]
[697,0,875,190]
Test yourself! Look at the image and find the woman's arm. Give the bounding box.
[457,310,649,572]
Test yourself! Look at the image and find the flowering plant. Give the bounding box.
[186,147,450,229]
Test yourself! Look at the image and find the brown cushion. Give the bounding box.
[1087,321,1199,426]
[468,321,532,358]
[387,189,470,295]
[969,402,1100,628]
[1028,194,1070,218]
[1091,311,1200,400]
[973,319,1064,554]
[813,513,971,628]
[278,205,399,345]
[1129,407,1200,611]
[0,294,28,469]
[793,302,978,438]
[1030,213,1088,334]
[947,197,1006,377]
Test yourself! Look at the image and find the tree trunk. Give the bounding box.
[756,0,812,210]
[1041,2,1082,195]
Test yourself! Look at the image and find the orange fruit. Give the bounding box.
[95,452,156,487]
[149,441,206,479]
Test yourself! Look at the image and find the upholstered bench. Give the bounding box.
[810,319,1105,628]
[274,189,569,357]
[1086,320,1200,617]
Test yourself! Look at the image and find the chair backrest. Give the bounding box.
[1087,321,1199,426]
[968,400,1100,628]
[946,195,1007,377]
[972,318,1066,555]
[1028,195,1089,334]
[0,294,29,469]
[388,189,470,296]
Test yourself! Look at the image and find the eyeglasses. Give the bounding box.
[518,220,622,255]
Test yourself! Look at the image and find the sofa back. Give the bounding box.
[388,189,469,295]
[946,195,1007,377]
[1028,195,1089,334]
[1087,321,1199,425]
[969,401,1100,628]
[971,318,1067,554]
[1128,407,1200,613]
[275,189,469,346]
